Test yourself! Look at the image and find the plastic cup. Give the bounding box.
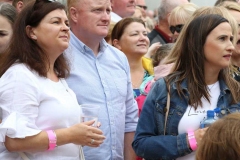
[80,104,100,127]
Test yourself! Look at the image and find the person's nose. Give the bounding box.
[228,41,235,52]
[102,11,111,21]
[61,23,69,32]
[139,33,148,41]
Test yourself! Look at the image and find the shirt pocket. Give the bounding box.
[112,77,127,97]
[112,71,128,97]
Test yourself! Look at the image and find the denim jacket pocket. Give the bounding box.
[155,101,185,136]
[218,104,240,118]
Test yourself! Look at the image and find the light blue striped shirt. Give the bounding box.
[65,31,138,160]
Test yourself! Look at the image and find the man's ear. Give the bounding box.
[26,25,37,40]
[69,7,78,23]
[16,1,24,13]
[112,39,122,50]
[166,13,171,25]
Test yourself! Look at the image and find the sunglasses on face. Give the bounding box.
[136,5,147,10]
[169,24,184,34]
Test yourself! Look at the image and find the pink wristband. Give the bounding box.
[46,130,57,151]
[187,131,197,151]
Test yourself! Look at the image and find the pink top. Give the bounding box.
[154,63,174,80]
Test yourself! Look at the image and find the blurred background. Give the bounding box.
[58,0,216,13]
[145,0,215,10]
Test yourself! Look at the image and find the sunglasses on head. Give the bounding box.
[137,5,147,10]
[169,24,184,34]
[33,0,57,10]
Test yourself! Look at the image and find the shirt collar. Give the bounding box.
[69,30,108,55]
[69,30,85,53]
[110,12,122,23]
[154,25,172,43]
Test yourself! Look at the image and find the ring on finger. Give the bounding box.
[90,139,95,145]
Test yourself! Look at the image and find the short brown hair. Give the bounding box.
[111,17,145,43]
[152,43,174,67]
[196,113,240,160]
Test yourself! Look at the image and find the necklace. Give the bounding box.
[60,79,69,92]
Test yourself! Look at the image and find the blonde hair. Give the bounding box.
[104,22,116,44]
[168,3,198,25]
[132,6,143,19]
[219,1,240,12]
[164,6,238,64]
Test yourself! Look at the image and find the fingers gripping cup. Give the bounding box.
[80,104,100,127]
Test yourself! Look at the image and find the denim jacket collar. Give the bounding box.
[171,78,230,97]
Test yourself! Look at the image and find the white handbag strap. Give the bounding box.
[79,145,85,160]
[18,152,30,160]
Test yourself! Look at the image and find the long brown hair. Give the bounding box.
[0,0,69,78]
[196,113,240,160]
[166,14,240,109]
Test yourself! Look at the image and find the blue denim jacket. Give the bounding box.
[132,78,240,160]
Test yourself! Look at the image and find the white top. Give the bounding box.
[110,12,122,23]
[177,81,220,160]
[0,63,83,160]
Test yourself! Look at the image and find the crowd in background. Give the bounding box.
[1,0,240,160]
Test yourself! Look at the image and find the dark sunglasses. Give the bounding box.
[169,24,184,34]
[136,5,147,10]
[34,0,56,5]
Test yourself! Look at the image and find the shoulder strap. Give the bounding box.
[18,152,30,160]
[164,84,170,135]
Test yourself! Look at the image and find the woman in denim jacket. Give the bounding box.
[132,14,240,160]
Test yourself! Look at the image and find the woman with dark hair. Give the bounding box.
[0,2,17,54]
[0,0,105,159]
[132,14,240,160]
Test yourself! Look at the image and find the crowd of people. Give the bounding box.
[0,0,240,160]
